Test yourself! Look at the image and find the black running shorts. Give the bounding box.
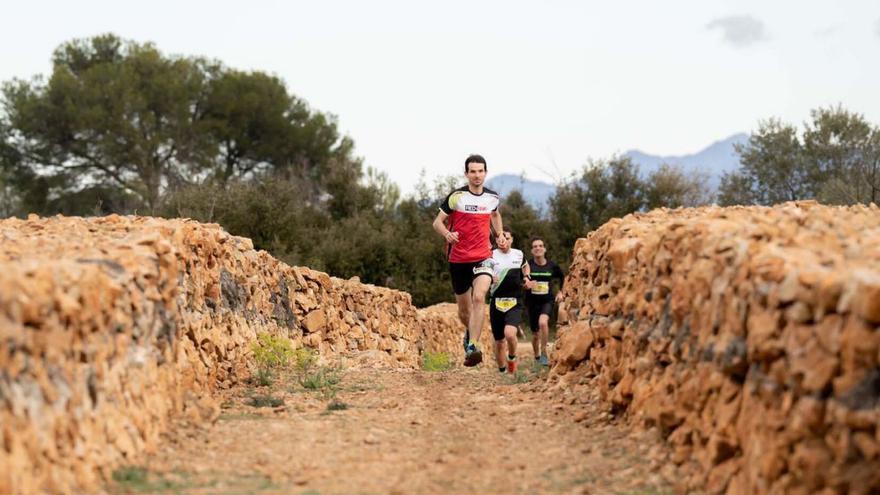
[527,300,554,332]
[449,259,493,295]
[489,298,523,341]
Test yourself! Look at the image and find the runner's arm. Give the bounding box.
[554,263,565,302]
[522,260,536,289]
[432,210,458,243]
[490,210,503,243]
[554,263,565,289]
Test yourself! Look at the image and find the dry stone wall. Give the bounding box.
[0,215,475,495]
[552,201,880,494]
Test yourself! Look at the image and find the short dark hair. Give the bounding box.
[530,237,545,247]
[503,226,513,235]
[464,154,487,173]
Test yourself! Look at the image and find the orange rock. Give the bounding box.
[302,309,327,333]
[851,269,880,323]
[553,321,594,373]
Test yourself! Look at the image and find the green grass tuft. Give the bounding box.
[249,395,284,408]
[112,466,148,485]
[326,400,349,411]
[421,351,452,372]
[250,332,296,386]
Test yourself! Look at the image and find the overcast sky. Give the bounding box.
[2,0,878,193]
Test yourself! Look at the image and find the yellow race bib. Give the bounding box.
[532,281,550,295]
[494,297,517,312]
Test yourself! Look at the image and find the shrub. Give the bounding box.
[249,395,284,408]
[250,332,295,386]
[421,351,452,372]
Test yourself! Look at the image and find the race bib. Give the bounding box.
[494,297,517,312]
[532,281,550,295]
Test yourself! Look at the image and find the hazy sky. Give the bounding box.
[2,0,878,193]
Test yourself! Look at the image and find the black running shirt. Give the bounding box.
[524,259,564,305]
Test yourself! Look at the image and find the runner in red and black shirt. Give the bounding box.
[432,154,503,367]
[524,237,565,366]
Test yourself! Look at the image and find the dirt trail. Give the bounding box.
[109,344,675,495]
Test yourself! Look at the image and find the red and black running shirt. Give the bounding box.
[439,186,500,263]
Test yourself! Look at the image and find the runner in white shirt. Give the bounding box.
[487,227,533,373]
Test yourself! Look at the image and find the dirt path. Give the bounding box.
[108,344,675,495]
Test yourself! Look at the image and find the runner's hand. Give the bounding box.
[445,231,460,243]
[555,292,564,303]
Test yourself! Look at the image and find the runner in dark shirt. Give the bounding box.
[523,237,565,366]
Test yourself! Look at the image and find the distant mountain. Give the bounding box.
[486,174,556,214]
[624,133,748,188]
[488,133,748,213]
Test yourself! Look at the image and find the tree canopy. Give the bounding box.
[0,33,358,215]
[718,106,880,206]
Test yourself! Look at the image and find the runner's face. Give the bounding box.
[465,163,486,187]
[531,241,545,257]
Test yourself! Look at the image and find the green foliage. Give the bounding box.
[218,412,264,421]
[112,466,149,485]
[644,163,711,210]
[109,467,274,494]
[506,360,548,384]
[253,369,273,388]
[719,105,880,206]
[549,157,710,267]
[289,347,341,399]
[2,34,214,213]
[252,332,295,369]
[512,369,532,384]
[292,347,319,373]
[421,351,452,372]
[500,190,553,253]
[250,332,294,386]
[720,118,810,206]
[248,395,284,408]
[325,400,349,411]
[1,33,359,216]
[300,365,342,391]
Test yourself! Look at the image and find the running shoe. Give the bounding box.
[538,354,550,366]
[507,358,517,374]
[464,343,482,367]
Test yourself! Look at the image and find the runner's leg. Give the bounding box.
[455,290,471,349]
[528,305,540,359]
[450,262,474,351]
[538,313,550,359]
[490,305,506,371]
[468,274,491,344]
[455,291,470,327]
[504,325,518,373]
[494,340,506,370]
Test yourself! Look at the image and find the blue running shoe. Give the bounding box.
[538,354,550,366]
